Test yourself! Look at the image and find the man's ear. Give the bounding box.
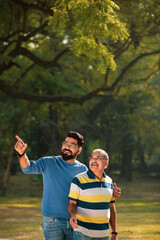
[77,147,82,155]
[104,160,109,169]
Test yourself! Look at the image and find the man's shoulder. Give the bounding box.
[39,156,56,160]
[37,155,59,163]
[75,160,87,168]
[104,174,113,183]
[73,170,88,181]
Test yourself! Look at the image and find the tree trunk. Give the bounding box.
[2,144,15,196]
[121,144,133,181]
[49,105,60,155]
[137,142,148,176]
[82,139,89,167]
[1,105,30,196]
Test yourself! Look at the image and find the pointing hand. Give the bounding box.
[14,135,27,155]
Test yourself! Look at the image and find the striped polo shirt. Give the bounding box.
[68,169,115,238]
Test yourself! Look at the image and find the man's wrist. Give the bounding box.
[17,151,26,158]
[112,232,118,235]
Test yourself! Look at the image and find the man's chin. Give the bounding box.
[62,153,74,161]
[90,166,98,170]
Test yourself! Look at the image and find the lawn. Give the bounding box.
[0,174,159,240]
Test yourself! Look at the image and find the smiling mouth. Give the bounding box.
[63,149,72,154]
[91,163,99,167]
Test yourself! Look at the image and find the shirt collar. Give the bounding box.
[87,169,106,179]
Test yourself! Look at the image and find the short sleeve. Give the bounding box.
[68,177,81,201]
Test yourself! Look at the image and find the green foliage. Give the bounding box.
[0,0,160,185]
[70,37,116,73]
[49,0,129,72]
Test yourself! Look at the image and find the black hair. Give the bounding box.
[66,131,84,147]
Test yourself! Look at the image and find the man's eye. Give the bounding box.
[71,145,75,148]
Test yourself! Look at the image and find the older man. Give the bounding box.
[68,149,118,240]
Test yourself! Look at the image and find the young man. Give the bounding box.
[14,132,120,240]
[68,149,118,240]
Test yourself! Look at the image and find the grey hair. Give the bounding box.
[92,149,109,161]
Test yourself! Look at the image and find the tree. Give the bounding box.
[0,0,128,104]
[0,0,160,195]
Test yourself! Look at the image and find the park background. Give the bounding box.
[0,0,160,239]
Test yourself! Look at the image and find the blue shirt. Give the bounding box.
[21,156,87,219]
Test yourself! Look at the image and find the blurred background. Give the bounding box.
[0,1,160,239]
[0,0,160,195]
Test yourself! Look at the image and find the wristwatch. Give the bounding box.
[17,151,26,157]
[112,232,118,235]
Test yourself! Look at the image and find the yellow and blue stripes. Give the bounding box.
[68,169,115,237]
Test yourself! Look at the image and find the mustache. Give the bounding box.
[91,162,99,166]
[63,148,72,154]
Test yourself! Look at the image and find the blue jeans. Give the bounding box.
[73,231,109,240]
[41,216,73,240]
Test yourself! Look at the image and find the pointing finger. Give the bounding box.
[15,135,24,144]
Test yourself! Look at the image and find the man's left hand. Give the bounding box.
[113,183,121,199]
[111,233,118,240]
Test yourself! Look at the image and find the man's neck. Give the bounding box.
[66,158,76,163]
[92,171,103,180]
[61,155,76,163]
[95,174,103,180]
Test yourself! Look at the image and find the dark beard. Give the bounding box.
[61,149,78,161]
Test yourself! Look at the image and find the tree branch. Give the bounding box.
[20,21,48,41]
[0,79,109,104]
[10,0,53,15]
[114,39,132,59]
[0,79,80,103]
[1,44,69,75]
[0,62,20,75]
[138,67,160,82]
[0,50,159,105]
[108,50,160,91]
[10,46,60,68]
[0,30,23,42]
[13,63,35,87]
[0,21,48,43]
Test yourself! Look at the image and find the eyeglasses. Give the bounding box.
[62,141,78,149]
[89,156,105,161]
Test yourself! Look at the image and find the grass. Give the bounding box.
[117,200,160,239]
[0,197,43,240]
[0,174,160,240]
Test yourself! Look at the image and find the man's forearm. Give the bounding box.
[18,153,30,168]
[68,201,77,217]
[68,200,78,228]
[109,203,117,232]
